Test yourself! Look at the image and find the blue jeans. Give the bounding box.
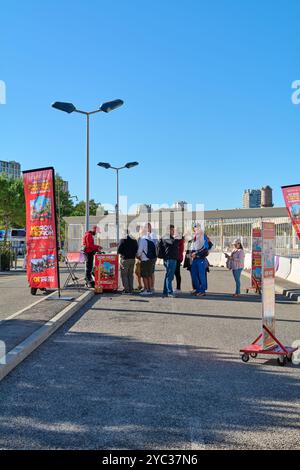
[163,259,177,295]
[233,268,243,294]
[191,258,207,294]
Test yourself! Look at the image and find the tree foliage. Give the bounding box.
[0,175,25,237]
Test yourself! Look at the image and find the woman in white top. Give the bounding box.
[226,239,245,297]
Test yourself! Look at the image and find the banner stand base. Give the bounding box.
[240,325,298,366]
[50,295,74,301]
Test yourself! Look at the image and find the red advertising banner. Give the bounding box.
[282,185,300,240]
[262,222,276,350]
[23,167,59,289]
[94,254,119,291]
[251,227,262,289]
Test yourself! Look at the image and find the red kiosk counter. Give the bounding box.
[94,254,119,293]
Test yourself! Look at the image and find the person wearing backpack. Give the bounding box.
[137,223,158,296]
[158,225,179,298]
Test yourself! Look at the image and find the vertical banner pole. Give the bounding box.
[52,169,61,298]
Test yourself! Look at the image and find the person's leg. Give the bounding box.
[120,259,128,292]
[151,259,156,290]
[128,259,135,292]
[233,269,242,295]
[191,259,201,293]
[163,260,168,295]
[175,260,181,290]
[85,252,94,283]
[198,259,207,293]
[165,259,177,295]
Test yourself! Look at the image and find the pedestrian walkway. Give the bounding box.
[0,267,299,450]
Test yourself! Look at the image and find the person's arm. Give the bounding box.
[137,238,145,259]
[117,239,125,255]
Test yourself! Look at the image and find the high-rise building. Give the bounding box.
[243,189,261,208]
[261,186,273,207]
[0,160,21,180]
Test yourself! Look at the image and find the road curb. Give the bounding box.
[242,270,300,302]
[0,290,94,382]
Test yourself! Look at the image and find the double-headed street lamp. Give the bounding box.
[97,161,139,245]
[52,99,124,232]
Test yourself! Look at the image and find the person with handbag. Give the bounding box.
[225,239,245,297]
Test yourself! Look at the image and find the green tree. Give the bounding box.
[55,174,76,247]
[0,175,25,239]
[72,199,99,216]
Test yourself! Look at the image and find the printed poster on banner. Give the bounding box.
[262,222,276,350]
[94,254,119,291]
[251,227,262,289]
[281,184,300,240]
[23,167,59,289]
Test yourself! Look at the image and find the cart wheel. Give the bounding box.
[287,354,293,362]
[250,353,258,359]
[277,356,286,366]
[30,288,37,296]
[242,353,250,363]
[246,289,249,294]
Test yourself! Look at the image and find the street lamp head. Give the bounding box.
[125,161,139,169]
[99,99,124,113]
[52,101,76,113]
[97,162,111,169]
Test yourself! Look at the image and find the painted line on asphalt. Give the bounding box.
[0,290,94,382]
[0,290,59,323]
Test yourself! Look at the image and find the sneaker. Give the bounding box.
[174,289,181,294]
[140,290,151,296]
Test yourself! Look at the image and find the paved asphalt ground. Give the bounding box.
[0,267,85,319]
[0,266,299,450]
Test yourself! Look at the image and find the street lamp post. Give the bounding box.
[97,162,139,245]
[52,99,124,232]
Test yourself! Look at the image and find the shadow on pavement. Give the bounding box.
[0,302,299,450]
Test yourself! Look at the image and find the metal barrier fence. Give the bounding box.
[65,218,300,258]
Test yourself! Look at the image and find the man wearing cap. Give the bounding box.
[82,225,102,288]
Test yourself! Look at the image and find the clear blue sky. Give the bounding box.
[1,0,300,210]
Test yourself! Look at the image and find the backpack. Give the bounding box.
[143,239,157,260]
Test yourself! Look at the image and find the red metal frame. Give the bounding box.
[240,325,298,357]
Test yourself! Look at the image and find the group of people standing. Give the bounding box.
[83,223,245,297]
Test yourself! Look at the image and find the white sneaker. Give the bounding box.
[140,290,151,296]
[174,289,181,294]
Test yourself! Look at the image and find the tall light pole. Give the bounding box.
[52,99,124,232]
[97,162,139,245]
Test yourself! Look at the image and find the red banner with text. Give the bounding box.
[23,167,59,289]
[282,185,300,240]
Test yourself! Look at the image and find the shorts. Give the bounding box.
[141,259,156,278]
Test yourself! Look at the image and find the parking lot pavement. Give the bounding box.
[0,267,85,319]
[0,267,299,450]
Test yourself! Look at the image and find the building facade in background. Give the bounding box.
[0,160,21,179]
[261,185,274,207]
[243,189,262,208]
[243,187,273,209]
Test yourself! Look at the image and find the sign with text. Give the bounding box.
[251,227,262,289]
[23,167,59,289]
[94,254,119,291]
[282,184,300,240]
[262,222,276,349]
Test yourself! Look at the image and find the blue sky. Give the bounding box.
[1,0,300,210]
